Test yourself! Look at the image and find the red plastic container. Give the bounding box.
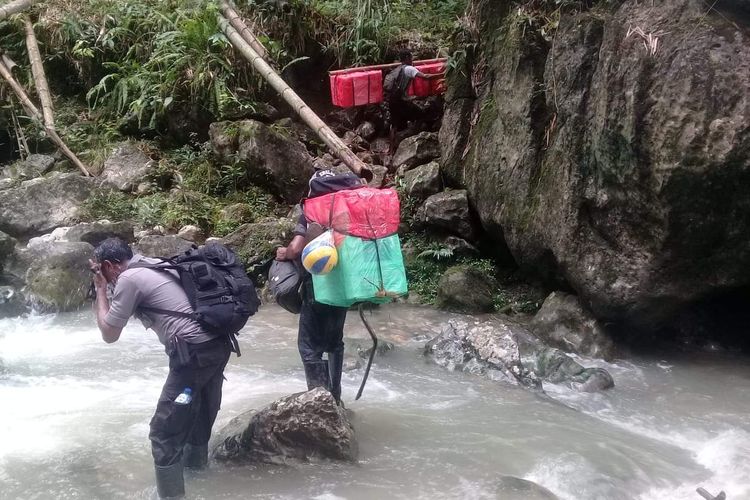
[303,187,400,240]
[407,61,446,98]
[330,70,383,108]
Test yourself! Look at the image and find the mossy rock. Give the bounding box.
[222,218,296,265]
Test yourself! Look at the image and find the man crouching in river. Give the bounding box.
[89,237,231,499]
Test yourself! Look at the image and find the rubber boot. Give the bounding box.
[327,351,344,406]
[183,443,208,470]
[303,360,330,391]
[154,462,185,499]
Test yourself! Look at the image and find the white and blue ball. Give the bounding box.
[302,238,338,275]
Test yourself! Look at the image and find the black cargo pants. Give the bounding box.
[149,336,231,467]
[298,300,347,362]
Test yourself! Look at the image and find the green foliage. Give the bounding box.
[80,190,136,222]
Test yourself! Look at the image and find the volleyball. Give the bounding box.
[302,237,338,275]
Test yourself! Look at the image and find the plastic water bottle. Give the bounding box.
[175,388,192,405]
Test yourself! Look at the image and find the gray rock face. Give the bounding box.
[222,218,295,264]
[1,154,56,180]
[403,161,441,200]
[392,132,441,170]
[212,388,357,464]
[355,121,377,141]
[417,190,476,241]
[177,225,205,243]
[367,165,388,189]
[100,143,155,191]
[0,231,16,265]
[0,173,97,238]
[530,292,616,360]
[425,317,614,392]
[436,265,496,314]
[134,235,194,258]
[24,241,94,313]
[65,221,135,247]
[0,285,29,319]
[441,0,750,331]
[209,120,315,202]
[496,476,559,500]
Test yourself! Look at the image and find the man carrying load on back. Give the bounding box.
[275,168,364,406]
[89,238,253,499]
[383,49,444,155]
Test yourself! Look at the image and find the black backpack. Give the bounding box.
[383,65,409,100]
[137,243,260,355]
[268,259,304,314]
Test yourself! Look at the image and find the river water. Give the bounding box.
[0,304,748,500]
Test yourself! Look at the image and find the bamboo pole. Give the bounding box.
[218,15,373,181]
[23,16,55,129]
[0,59,91,176]
[219,1,269,61]
[0,0,36,21]
[328,58,447,76]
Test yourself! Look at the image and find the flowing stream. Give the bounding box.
[1,304,749,500]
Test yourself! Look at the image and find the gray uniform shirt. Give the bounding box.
[104,254,214,346]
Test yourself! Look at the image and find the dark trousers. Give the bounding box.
[149,336,231,467]
[298,300,347,362]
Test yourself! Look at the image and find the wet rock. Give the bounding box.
[425,317,614,392]
[355,121,377,141]
[326,107,361,133]
[436,265,496,314]
[416,190,477,241]
[222,218,295,265]
[0,173,97,238]
[0,285,29,319]
[392,132,440,170]
[0,178,17,190]
[212,388,357,464]
[441,236,478,257]
[134,235,195,258]
[24,241,94,313]
[402,161,441,200]
[530,292,616,360]
[342,354,362,372]
[64,221,135,247]
[346,339,395,360]
[441,1,750,331]
[496,476,559,500]
[0,231,16,264]
[100,143,155,192]
[367,165,388,188]
[209,120,314,202]
[177,225,205,244]
[1,154,56,180]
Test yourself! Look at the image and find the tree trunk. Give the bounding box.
[0,0,36,21]
[23,16,55,129]
[218,15,372,182]
[0,59,91,176]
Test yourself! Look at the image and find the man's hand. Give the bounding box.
[276,247,288,261]
[88,259,107,290]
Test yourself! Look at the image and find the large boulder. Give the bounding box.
[436,265,496,314]
[530,292,616,360]
[134,235,194,258]
[209,120,315,202]
[23,241,94,313]
[425,317,614,392]
[441,1,750,331]
[0,154,56,180]
[392,132,441,170]
[0,285,29,319]
[64,221,135,247]
[402,161,441,200]
[416,190,477,241]
[496,476,559,500]
[212,388,357,464]
[0,173,97,238]
[222,218,296,264]
[0,231,16,265]
[100,143,156,191]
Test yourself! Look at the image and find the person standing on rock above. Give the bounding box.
[383,49,444,156]
[89,237,232,500]
[275,168,363,406]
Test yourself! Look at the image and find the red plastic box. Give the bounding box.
[330,70,383,108]
[407,61,446,97]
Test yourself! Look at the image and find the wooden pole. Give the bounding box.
[0,59,91,176]
[0,0,36,21]
[219,1,269,61]
[23,16,55,130]
[217,15,373,181]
